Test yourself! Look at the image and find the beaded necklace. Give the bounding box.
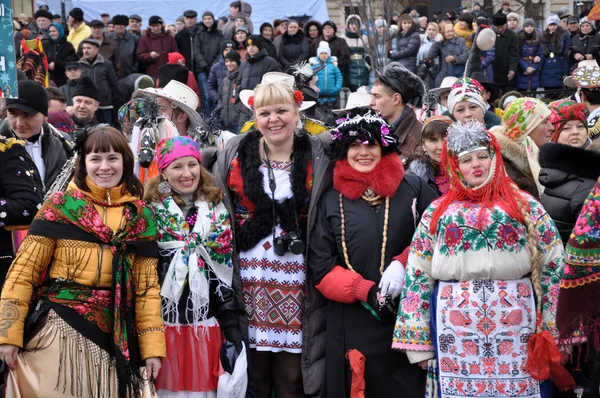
[339,193,390,275]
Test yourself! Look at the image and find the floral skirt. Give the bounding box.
[155,318,223,396]
[433,279,540,398]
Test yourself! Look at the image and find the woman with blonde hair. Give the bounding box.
[213,82,331,397]
[393,121,573,397]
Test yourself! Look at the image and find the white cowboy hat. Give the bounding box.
[142,80,204,133]
[429,76,459,95]
[332,92,372,114]
[239,72,316,111]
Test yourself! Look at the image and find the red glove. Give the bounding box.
[316,266,375,303]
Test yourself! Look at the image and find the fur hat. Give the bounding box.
[375,62,426,108]
[73,75,100,102]
[458,13,474,26]
[493,13,507,26]
[34,9,53,21]
[112,14,129,26]
[316,41,331,56]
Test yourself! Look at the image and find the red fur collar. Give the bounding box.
[333,153,405,200]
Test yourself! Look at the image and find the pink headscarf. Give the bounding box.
[155,136,202,173]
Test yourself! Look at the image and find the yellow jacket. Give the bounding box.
[67,23,92,51]
[454,23,474,49]
[0,179,165,360]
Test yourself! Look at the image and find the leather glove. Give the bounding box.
[365,286,397,321]
[379,260,405,299]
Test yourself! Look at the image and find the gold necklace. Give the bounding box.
[339,193,390,275]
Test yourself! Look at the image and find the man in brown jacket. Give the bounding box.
[77,19,123,78]
[370,61,425,164]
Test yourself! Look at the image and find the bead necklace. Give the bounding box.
[339,193,390,275]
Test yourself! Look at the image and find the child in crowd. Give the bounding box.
[217,50,241,133]
[59,61,82,108]
[310,41,342,105]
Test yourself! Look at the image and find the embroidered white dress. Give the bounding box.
[392,195,565,398]
[238,160,306,353]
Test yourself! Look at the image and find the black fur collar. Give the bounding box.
[235,130,312,252]
[539,143,600,180]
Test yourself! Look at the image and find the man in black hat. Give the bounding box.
[71,76,101,132]
[33,9,53,38]
[236,34,279,124]
[567,16,580,38]
[369,61,425,163]
[77,20,122,78]
[315,20,350,81]
[67,7,91,50]
[78,39,118,124]
[1,80,72,191]
[101,13,110,27]
[193,11,224,113]
[175,10,200,75]
[128,14,142,38]
[108,14,139,76]
[491,13,519,93]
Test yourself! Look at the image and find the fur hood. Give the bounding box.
[539,143,600,187]
[492,129,532,178]
[407,156,436,182]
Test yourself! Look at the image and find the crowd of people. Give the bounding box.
[2,1,600,398]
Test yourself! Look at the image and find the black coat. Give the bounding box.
[78,54,119,106]
[391,26,421,74]
[175,27,199,72]
[492,26,520,86]
[279,30,310,69]
[569,30,600,64]
[309,172,437,398]
[236,49,279,124]
[217,70,242,129]
[193,24,224,75]
[539,143,600,244]
[0,137,43,284]
[262,37,278,62]
[42,38,77,87]
[108,31,139,77]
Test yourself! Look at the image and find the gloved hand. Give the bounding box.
[379,260,405,299]
[365,286,396,321]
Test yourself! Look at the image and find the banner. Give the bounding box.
[0,0,17,98]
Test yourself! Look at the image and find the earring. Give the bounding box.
[158,180,172,195]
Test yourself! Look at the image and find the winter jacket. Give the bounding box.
[390,106,423,164]
[261,37,278,61]
[236,49,279,123]
[454,23,474,48]
[78,55,118,106]
[42,37,77,87]
[492,130,540,198]
[222,2,254,39]
[0,119,72,192]
[313,35,351,78]
[569,30,600,67]
[193,24,224,75]
[217,70,241,130]
[108,31,139,77]
[213,131,332,396]
[391,25,421,73]
[310,56,342,101]
[539,143,600,243]
[515,30,544,91]
[59,78,78,105]
[492,25,520,87]
[0,137,43,284]
[540,26,570,88]
[136,30,179,80]
[76,35,122,78]
[208,56,228,104]
[428,36,469,86]
[67,23,92,51]
[175,27,200,72]
[304,20,323,50]
[343,30,370,88]
[279,30,310,70]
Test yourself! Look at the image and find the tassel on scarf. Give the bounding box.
[345,349,366,398]
[526,329,576,391]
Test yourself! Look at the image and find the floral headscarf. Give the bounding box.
[548,100,587,142]
[447,77,488,115]
[155,136,202,173]
[502,97,551,142]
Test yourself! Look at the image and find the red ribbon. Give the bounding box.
[526,330,576,391]
[345,349,366,398]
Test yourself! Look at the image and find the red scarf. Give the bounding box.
[333,153,404,199]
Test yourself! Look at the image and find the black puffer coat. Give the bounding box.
[193,24,225,75]
[391,25,421,73]
[279,30,310,69]
[42,37,77,87]
[539,142,600,244]
[569,29,600,66]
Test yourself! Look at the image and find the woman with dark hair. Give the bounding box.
[0,126,165,396]
[540,15,570,93]
[279,20,310,69]
[394,121,571,397]
[259,22,278,61]
[42,22,76,87]
[516,19,544,91]
[136,15,179,80]
[390,14,421,73]
[145,136,243,396]
[308,111,437,397]
[303,20,322,51]
[406,116,453,195]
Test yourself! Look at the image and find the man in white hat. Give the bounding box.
[571,65,600,141]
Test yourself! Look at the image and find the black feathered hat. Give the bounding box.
[73,75,100,101]
[375,62,426,108]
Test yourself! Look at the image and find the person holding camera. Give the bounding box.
[213,82,331,398]
[308,111,437,397]
[144,136,243,396]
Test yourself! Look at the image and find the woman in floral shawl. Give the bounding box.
[393,121,573,398]
[144,136,243,396]
[0,126,165,397]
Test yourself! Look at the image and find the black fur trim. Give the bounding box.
[235,130,312,252]
[539,143,600,181]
